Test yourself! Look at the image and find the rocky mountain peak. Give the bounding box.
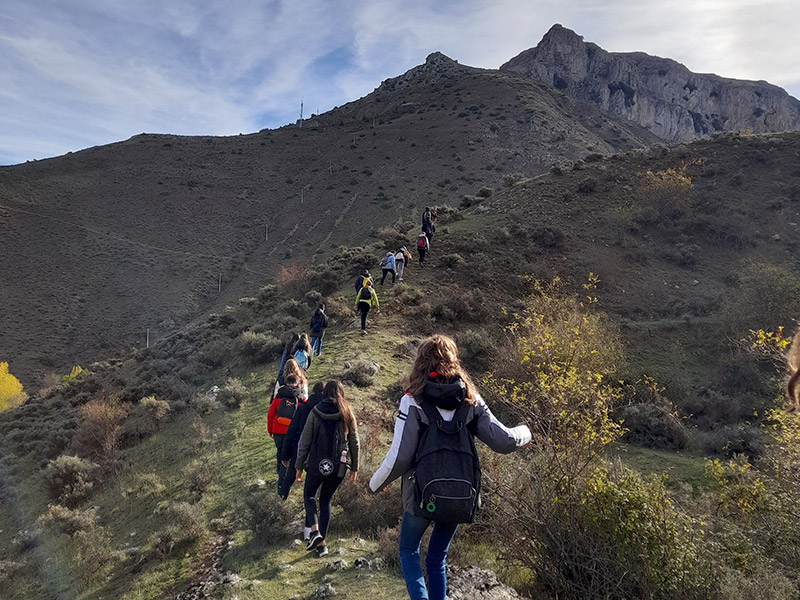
[501,25,800,142]
[377,51,463,92]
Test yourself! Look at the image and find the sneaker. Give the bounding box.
[360,329,367,336]
[316,545,329,557]
[306,532,324,551]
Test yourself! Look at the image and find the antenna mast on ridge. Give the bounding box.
[299,98,304,128]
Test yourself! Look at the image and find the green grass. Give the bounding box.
[611,443,708,492]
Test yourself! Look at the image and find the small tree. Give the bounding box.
[0,362,26,411]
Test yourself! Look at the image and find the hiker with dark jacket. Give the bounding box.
[380,251,396,286]
[296,380,359,557]
[422,219,435,244]
[416,232,429,267]
[279,381,325,509]
[354,278,379,335]
[422,206,432,227]
[309,304,329,357]
[268,373,308,494]
[354,269,373,293]
[369,335,531,600]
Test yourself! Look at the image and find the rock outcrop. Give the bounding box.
[501,24,800,142]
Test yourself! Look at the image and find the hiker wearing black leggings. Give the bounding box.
[354,279,379,335]
[295,380,359,557]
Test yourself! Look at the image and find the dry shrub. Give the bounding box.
[239,331,283,362]
[133,472,165,498]
[0,559,24,583]
[239,487,292,538]
[434,204,463,225]
[477,187,493,198]
[38,504,97,536]
[44,455,99,507]
[167,502,208,542]
[342,360,378,388]
[191,415,209,448]
[308,268,342,295]
[73,397,128,463]
[218,378,247,409]
[189,458,213,497]
[73,524,119,585]
[439,253,465,269]
[377,226,408,249]
[276,263,310,296]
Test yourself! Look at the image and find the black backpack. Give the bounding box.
[412,401,481,523]
[311,311,325,331]
[307,408,345,477]
[359,287,371,302]
[274,389,301,427]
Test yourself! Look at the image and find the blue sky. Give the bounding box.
[1,0,798,166]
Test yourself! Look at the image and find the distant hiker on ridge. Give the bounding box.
[423,219,435,244]
[355,279,379,335]
[416,232,429,267]
[422,206,432,227]
[309,304,329,357]
[369,335,531,600]
[380,251,396,286]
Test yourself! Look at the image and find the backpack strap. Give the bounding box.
[418,400,472,431]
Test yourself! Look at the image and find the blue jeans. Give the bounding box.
[309,335,323,356]
[398,512,458,600]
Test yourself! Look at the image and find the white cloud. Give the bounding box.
[0,0,797,165]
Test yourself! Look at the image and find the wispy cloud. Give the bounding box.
[0,0,797,166]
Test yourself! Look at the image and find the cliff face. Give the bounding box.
[501,24,800,142]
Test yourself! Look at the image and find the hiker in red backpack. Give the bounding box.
[416,232,429,267]
[354,279,379,335]
[268,372,308,496]
[295,380,359,558]
[369,335,531,600]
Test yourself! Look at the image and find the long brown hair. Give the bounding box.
[787,331,800,411]
[295,333,312,354]
[405,334,476,404]
[283,358,307,388]
[324,380,356,435]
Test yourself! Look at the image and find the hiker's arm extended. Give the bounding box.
[472,394,531,453]
[369,395,420,492]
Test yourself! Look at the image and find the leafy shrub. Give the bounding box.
[218,378,247,409]
[618,403,689,450]
[460,194,479,208]
[239,331,283,363]
[376,226,407,249]
[530,226,565,250]
[189,458,213,497]
[60,365,85,385]
[44,455,99,507]
[73,523,118,585]
[342,360,379,388]
[457,329,495,372]
[439,253,465,269]
[0,362,26,412]
[477,187,493,198]
[722,260,800,335]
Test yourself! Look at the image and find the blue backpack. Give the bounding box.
[293,348,309,370]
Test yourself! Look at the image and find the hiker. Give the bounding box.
[431,206,438,223]
[309,304,329,357]
[422,219,435,244]
[395,247,410,282]
[268,372,308,495]
[422,206,432,227]
[280,381,325,507]
[292,333,313,371]
[416,232,429,267]
[354,278,379,335]
[273,357,309,403]
[276,333,301,387]
[354,269,373,294]
[380,251,396,286]
[369,334,531,600]
[295,380,359,558]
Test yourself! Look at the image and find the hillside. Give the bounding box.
[1,131,800,599]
